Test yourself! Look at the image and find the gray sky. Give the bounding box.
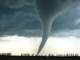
[0,0,80,37]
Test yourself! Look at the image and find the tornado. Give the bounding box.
[35,1,74,55]
[37,7,71,55]
[33,0,76,55]
[37,20,52,55]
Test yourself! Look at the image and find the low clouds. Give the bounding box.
[51,3,80,35]
[75,18,80,25]
[0,1,41,36]
[52,29,80,37]
[0,0,35,8]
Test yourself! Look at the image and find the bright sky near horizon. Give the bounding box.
[0,35,80,56]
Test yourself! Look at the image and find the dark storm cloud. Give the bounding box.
[51,3,80,37]
[0,0,41,36]
[0,0,35,8]
[0,0,80,37]
[36,0,74,20]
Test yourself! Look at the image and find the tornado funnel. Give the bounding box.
[36,0,74,55]
[37,21,52,55]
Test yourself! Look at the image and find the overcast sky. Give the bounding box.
[0,0,80,38]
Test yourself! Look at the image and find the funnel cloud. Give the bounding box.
[36,0,79,54]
